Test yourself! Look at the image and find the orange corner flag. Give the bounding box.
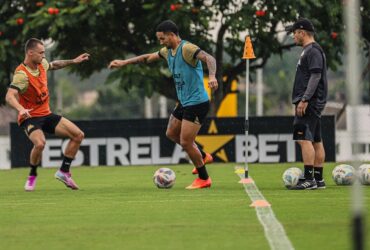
[242,36,256,59]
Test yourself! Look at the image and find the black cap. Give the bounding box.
[285,18,315,33]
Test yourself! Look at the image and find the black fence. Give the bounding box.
[10,116,335,167]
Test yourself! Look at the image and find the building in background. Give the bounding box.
[336,105,370,161]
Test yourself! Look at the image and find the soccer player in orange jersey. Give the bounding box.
[5,38,90,191]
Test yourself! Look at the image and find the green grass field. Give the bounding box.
[0,163,369,250]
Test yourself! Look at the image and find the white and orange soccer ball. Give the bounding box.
[282,167,303,189]
[153,168,176,189]
[332,164,355,185]
[358,164,370,185]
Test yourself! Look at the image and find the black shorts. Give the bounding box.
[172,101,209,125]
[293,105,322,142]
[20,113,62,136]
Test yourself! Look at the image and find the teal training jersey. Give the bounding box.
[167,41,209,106]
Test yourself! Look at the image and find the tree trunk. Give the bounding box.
[210,21,228,117]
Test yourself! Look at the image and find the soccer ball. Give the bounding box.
[332,164,355,185]
[153,168,176,189]
[282,167,303,189]
[358,164,370,185]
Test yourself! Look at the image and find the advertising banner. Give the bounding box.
[10,116,335,167]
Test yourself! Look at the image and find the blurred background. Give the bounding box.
[1,0,370,167]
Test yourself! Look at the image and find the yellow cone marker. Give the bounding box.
[234,168,245,174]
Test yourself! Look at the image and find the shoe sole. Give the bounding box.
[290,185,318,190]
[55,176,79,190]
[24,184,36,191]
[186,185,211,190]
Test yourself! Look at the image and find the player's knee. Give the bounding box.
[34,140,46,151]
[74,130,84,143]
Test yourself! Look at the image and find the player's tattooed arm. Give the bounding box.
[50,53,90,70]
[196,50,218,90]
[196,50,216,76]
[108,53,160,69]
[49,59,74,70]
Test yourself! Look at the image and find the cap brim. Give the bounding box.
[285,25,294,33]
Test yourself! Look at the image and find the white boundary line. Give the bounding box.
[235,167,294,250]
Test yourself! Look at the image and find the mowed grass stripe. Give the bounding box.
[1,163,369,250]
[235,167,294,250]
[0,164,269,250]
[249,163,370,250]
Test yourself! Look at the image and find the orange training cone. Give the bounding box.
[250,200,271,208]
[238,178,254,184]
[242,36,256,59]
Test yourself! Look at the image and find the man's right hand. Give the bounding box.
[19,108,33,119]
[296,101,308,117]
[108,60,127,69]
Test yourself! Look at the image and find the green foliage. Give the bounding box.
[1,0,369,112]
[263,48,301,115]
[66,82,145,119]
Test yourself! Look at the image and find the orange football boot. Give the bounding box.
[192,153,213,175]
[186,177,212,189]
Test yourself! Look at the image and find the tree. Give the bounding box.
[1,0,368,113]
[65,82,147,120]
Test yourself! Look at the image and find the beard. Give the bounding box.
[295,39,303,46]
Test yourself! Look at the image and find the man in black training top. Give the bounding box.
[286,18,328,190]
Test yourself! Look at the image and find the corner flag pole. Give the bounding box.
[242,36,256,179]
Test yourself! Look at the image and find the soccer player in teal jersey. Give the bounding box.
[109,20,218,189]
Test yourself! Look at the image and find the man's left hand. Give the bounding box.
[208,76,218,90]
[73,53,90,64]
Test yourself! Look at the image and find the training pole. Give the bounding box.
[345,0,365,249]
[245,59,250,178]
[242,36,256,178]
